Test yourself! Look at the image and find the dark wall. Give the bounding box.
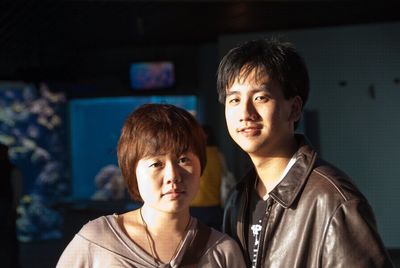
[1,36,244,178]
[2,43,200,97]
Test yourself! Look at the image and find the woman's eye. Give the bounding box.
[178,157,191,165]
[149,162,163,168]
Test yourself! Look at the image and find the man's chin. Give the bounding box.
[239,145,262,155]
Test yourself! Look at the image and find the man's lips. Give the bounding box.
[237,125,263,133]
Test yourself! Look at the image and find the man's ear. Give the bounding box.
[289,96,303,122]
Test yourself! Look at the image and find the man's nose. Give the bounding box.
[239,99,258,122]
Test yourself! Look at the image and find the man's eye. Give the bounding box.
[227,97,240,104]
[255,95,268,102]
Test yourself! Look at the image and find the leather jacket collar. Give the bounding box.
[269,134,317,208]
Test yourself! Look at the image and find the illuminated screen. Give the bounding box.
[130,61,175,90]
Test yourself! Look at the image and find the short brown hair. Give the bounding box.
[117,103,206,201]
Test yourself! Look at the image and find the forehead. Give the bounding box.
[226,68,273,93]
[140,150,196,160]
[227,67,271,90]
[140,138,190,158]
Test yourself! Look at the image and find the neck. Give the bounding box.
[250,137,298,197]
[138,205,191,264]
[140,205,190,235]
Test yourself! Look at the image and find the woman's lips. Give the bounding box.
[162,189,185,199]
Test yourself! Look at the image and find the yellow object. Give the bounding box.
[191,146,222,207]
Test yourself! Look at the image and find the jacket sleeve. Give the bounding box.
[222,191,235,235]
[321,199,394,268]
[222,174,249,240]
[222,187,241,241]
[213,235,247,268]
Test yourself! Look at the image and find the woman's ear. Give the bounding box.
[289,96,303,122]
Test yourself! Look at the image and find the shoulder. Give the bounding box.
[56,217,114,268]
[192,219,242,254]
[206,228,241,251]
[200,228,246,267]
[77,215,116,242]
[57,214,133,268]
[295,135,364,202]
[56,234,91,268]
[307,158,368,203]
[72,214,134,257]
[79,215,113,232]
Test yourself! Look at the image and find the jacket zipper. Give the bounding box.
[256,199,274,268]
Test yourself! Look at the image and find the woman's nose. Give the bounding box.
[164,162,181,184]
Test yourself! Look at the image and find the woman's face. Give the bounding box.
[135,151,201,213]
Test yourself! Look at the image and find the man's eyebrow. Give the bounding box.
[256,83,270,91]
[255,83,275,94]
[251,83,271,93]
[225,89,240,97]
[226,84,270,95]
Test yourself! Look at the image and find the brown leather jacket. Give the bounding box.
[223,135,393,267]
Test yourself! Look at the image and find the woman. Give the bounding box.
[57,104,245,267]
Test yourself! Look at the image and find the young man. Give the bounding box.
[217,38,393,267]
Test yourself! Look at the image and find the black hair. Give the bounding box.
[217,37,309,129]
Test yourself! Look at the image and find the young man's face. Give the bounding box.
[224,69,301,158]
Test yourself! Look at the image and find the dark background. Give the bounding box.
[2,1,400,96]
[1,1,400,267]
